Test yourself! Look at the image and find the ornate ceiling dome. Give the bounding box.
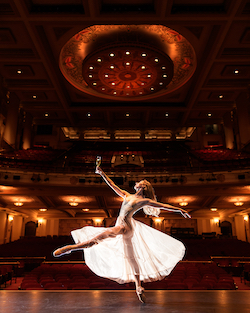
[59,25,196,101]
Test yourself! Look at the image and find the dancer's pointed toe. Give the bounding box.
[136,287,146,303]
[53,246,72,257]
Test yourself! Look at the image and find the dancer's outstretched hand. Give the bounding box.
[95,166,102,175]
[180,210,191,219]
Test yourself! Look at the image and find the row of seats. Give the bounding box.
[0,265,13,288]
[19,262,236,290]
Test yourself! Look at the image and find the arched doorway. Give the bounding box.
[24,221,37,237]
[220,220,232,237]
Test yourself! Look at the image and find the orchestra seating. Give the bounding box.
[1,236,250,290]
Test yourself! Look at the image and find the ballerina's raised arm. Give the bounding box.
[95,165,130,199]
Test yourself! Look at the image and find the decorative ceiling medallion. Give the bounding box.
[59,25,196,101]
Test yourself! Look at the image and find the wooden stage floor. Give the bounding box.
[1,290,250,313]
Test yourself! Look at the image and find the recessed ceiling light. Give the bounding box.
[39,208,47,212]
[234,69,239,74]
[126,113,130,117]
[44,113,49,117]
[219,94,223,99]
[207,113,212,117]
[141,53,147,57]
[150,87,154,91]
[210,208,217,211]
[32,95,37,99]
[109,53,115,57]
[89,66,94,70]
[154,58,159,62]
[88,74,93,78]
[165,113,169,117]
[110,65,115,69]
[141,82,145,85]
[17,69,22,74]
[126,62,130,66]
[161,66,166,70]
[141,66,146,69]
[92,82,97,86]
[105,74,109,78]
[111,82,115,85]
[147,74,151,78]
[159,82,163,85]
[82,208,89,211]
[97,58,102,62]
[125,51,130,55]
[113,91,117,95]
[163,74,168,78]
[87,112,91,117]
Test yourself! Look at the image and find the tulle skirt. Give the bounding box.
[71,219,185,284]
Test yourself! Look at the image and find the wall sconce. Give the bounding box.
[38,218,43,225]
[244,215,249,222]
[154,218,163,224]
[94,218,102,226]
[213,218,220,226]
[8,215,14,222]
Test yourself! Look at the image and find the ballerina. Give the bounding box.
[53,159,191,302]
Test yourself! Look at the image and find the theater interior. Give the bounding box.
[0,0,250,310]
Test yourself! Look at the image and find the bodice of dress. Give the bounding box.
[115,197,141,229]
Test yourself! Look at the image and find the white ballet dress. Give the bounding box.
[71,212,185,284]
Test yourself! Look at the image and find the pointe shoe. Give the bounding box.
[136,287,146,303]
[53,246,72,257]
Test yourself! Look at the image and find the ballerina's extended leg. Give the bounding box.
[53,225,125,257]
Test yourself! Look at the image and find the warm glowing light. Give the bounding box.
[17,69,22,74]
[82,208,89,212]
[234,201,244,206]
[69,200,79,206]
[125,51,130,55]
[89,66,94,70]
[92,82,97,86]
[39,208,47,212]
[219,95,223,99]
[109,53,115,57]
[110,65,115,69]
[207,113,212,117]
[141,66,146,69]
[154,58,159,62]
[179,201,188,207]
[244,215,249,222]
[32,95,37,99]
[162,66,166,70]
[150,87,154,91]
[8,215,14,222]
[214,218,220,224]
[154,218,162,223]
[38,218,44,224]
[141,53,147,57]
[234,69,239,74]
[97,58,102,62]
[211,208,218,212]
[14,201,23,206]
[126,62,130,66]
[162,74,168,78]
